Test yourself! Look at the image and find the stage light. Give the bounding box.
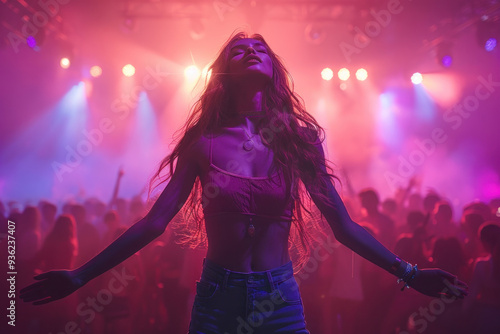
[441,55,452,68]
[26,30,45,51]
[485,38,497,52]
[27,36,36,48]
[356,68,368,81]
[411,72,423,85]
[477,18,499,52]
[26,35,41,52]
[58,40,75,69]
[338,68,350,81]
[321,68,334,81]
[60,57,70,69]
[122,64,135,77]
[436,42,453,68]
[184,65,201,82]
[90,66,102,78]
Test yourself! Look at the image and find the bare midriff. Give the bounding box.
[204,213,292,272]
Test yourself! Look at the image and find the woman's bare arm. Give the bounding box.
[20,150,199,305]
[74,151,199,284]
[305,141,468,298]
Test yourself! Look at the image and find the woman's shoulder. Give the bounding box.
[179,131,212,163]
[179,128,227,156]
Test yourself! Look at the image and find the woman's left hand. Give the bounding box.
[408,268,468,299]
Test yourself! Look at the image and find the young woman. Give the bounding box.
[21,32,468,333]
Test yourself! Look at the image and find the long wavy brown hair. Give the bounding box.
[149,31,338,271]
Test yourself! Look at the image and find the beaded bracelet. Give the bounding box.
[400,262,412,281]
[397,264,418,291]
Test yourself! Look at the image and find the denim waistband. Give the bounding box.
[201,258,294,291]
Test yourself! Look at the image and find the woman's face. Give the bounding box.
[227,38,273,82]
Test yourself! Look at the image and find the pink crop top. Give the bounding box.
[200,135,294,221]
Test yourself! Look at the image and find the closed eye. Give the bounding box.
[231,50,244,57]
[230,45,268,56]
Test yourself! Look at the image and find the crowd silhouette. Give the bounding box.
[3,175,499,334]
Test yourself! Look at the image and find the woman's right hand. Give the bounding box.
[20,270,85,305]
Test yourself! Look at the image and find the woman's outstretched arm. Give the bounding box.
[20,151,199,305]
[305,141,468,299]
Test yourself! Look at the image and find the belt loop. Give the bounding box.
[266,270,276,292]
[222,270,230,291]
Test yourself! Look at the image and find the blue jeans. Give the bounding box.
[189,258,310,334]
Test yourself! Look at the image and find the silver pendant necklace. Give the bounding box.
[241,127,257,151]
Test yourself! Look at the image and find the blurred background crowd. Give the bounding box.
[3,178,500,334]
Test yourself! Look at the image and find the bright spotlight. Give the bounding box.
[321,68,334,81]
[60,57,70,69]
[90,66,102,78]
[122,64,135,77]
[411,72,423,85]
[356,68,368,81]
[184,65,201,81]
[338,68,350,81]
